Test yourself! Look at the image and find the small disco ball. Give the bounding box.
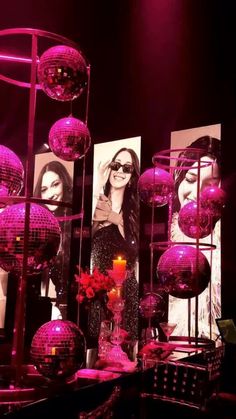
[178,201,213,239]
[49,116,91,161]
[0,145,24,197]
[200,186,226,219]
[0,203,61,273]
[37,45,88,101]
[156,245,211,299]
[138,167,174,207]
[30,320,86,380]
[139,292,165,320]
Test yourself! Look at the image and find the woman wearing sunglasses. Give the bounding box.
[90,147,140,342]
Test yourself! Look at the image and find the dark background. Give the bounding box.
[0,0,236,322]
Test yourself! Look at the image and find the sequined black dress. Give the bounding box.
[90,223,139,341]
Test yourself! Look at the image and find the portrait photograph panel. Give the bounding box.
[33,152,74,319]
[168,124,221,339]
[89,136,141,343]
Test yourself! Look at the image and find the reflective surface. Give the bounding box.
[49,116,91,161]
[37,45,88,101]
[30,319,86,379]
[138,167,174,207]
[178,201,213,238]
[157,245,211,299]
[0,203,61,273]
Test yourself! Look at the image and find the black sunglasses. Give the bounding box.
[109,161,134,174]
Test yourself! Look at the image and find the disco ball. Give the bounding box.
[138,167,174,207]
[0,203,61,273]
[178,201,213,239]
[200,186,226,219]
[156,245,211,299]
[30,320,86,380]
[139,292,165,320]
[49,116,91,161]
[0,145,24,196]
[37,45,88,101]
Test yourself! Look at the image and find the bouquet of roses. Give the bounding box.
[75,266,115,304]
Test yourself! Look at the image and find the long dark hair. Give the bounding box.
[34,160,73,216]
[104,147,140,249]
[173,136,221,212]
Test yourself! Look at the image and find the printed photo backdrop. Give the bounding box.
[90,136,141,341]
[34,152,74,318]
[168,124,221,339]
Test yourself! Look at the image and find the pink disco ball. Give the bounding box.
[139,292,165,320]
[0,145,24,196]
[178,201,213,239]
[49,116,91,161]
[156,245,211,299]
[37,45,88,101]
[200,186,226,219]
[138,167,174,207]
[30,320,86,380]
[0,203,61,273]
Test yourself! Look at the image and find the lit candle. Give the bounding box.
[51,347,56,355]
[112,256,126,274]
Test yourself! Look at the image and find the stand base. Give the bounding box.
[101,345,136,372]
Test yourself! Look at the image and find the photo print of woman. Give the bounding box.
[33,153,74,319]
[90,137,141,343]
[168,124,222,339]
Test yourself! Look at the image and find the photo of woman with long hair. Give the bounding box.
[168,135,221,339]
[90,143,140,343]
[34,157,74,318]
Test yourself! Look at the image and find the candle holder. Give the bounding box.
[101,269,136,371]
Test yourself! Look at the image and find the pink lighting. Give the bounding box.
[49,116,91,161]
[0,53,40,64]
[0,145,24,197]
[37,45,88,101]
[157,245,211,299]
[178,201,212,238]
[30,320,86,379]
[139,292,165,320]
[200,185,226,219]
[0,203,61,273]
[138,167,174,207]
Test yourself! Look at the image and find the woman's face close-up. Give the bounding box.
[41,170,63,211]
[178,156,220,208]
[109,150,133,189]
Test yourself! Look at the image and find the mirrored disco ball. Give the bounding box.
[37,45,88,101]
[138,167,174,207]
[0,203,61,273]
[139,292,165,320]
[156,245,211,299]
[30,320,86,380]
[0,145,24,197]
[200,186,226,219]
[49,116,91,161]
[178,201,212,239]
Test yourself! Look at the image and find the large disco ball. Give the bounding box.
[178,201,212,239]
[37,45,88,101]
[0,203,61,273]
[49,116,91,161]
[156,245,211,299]
[30,320,86,380]
[138,167,174,207]
[200,186,226,219]
[0,145,24,197]
[139,292,165,320]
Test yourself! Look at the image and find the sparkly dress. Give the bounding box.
[90,223,139,341]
